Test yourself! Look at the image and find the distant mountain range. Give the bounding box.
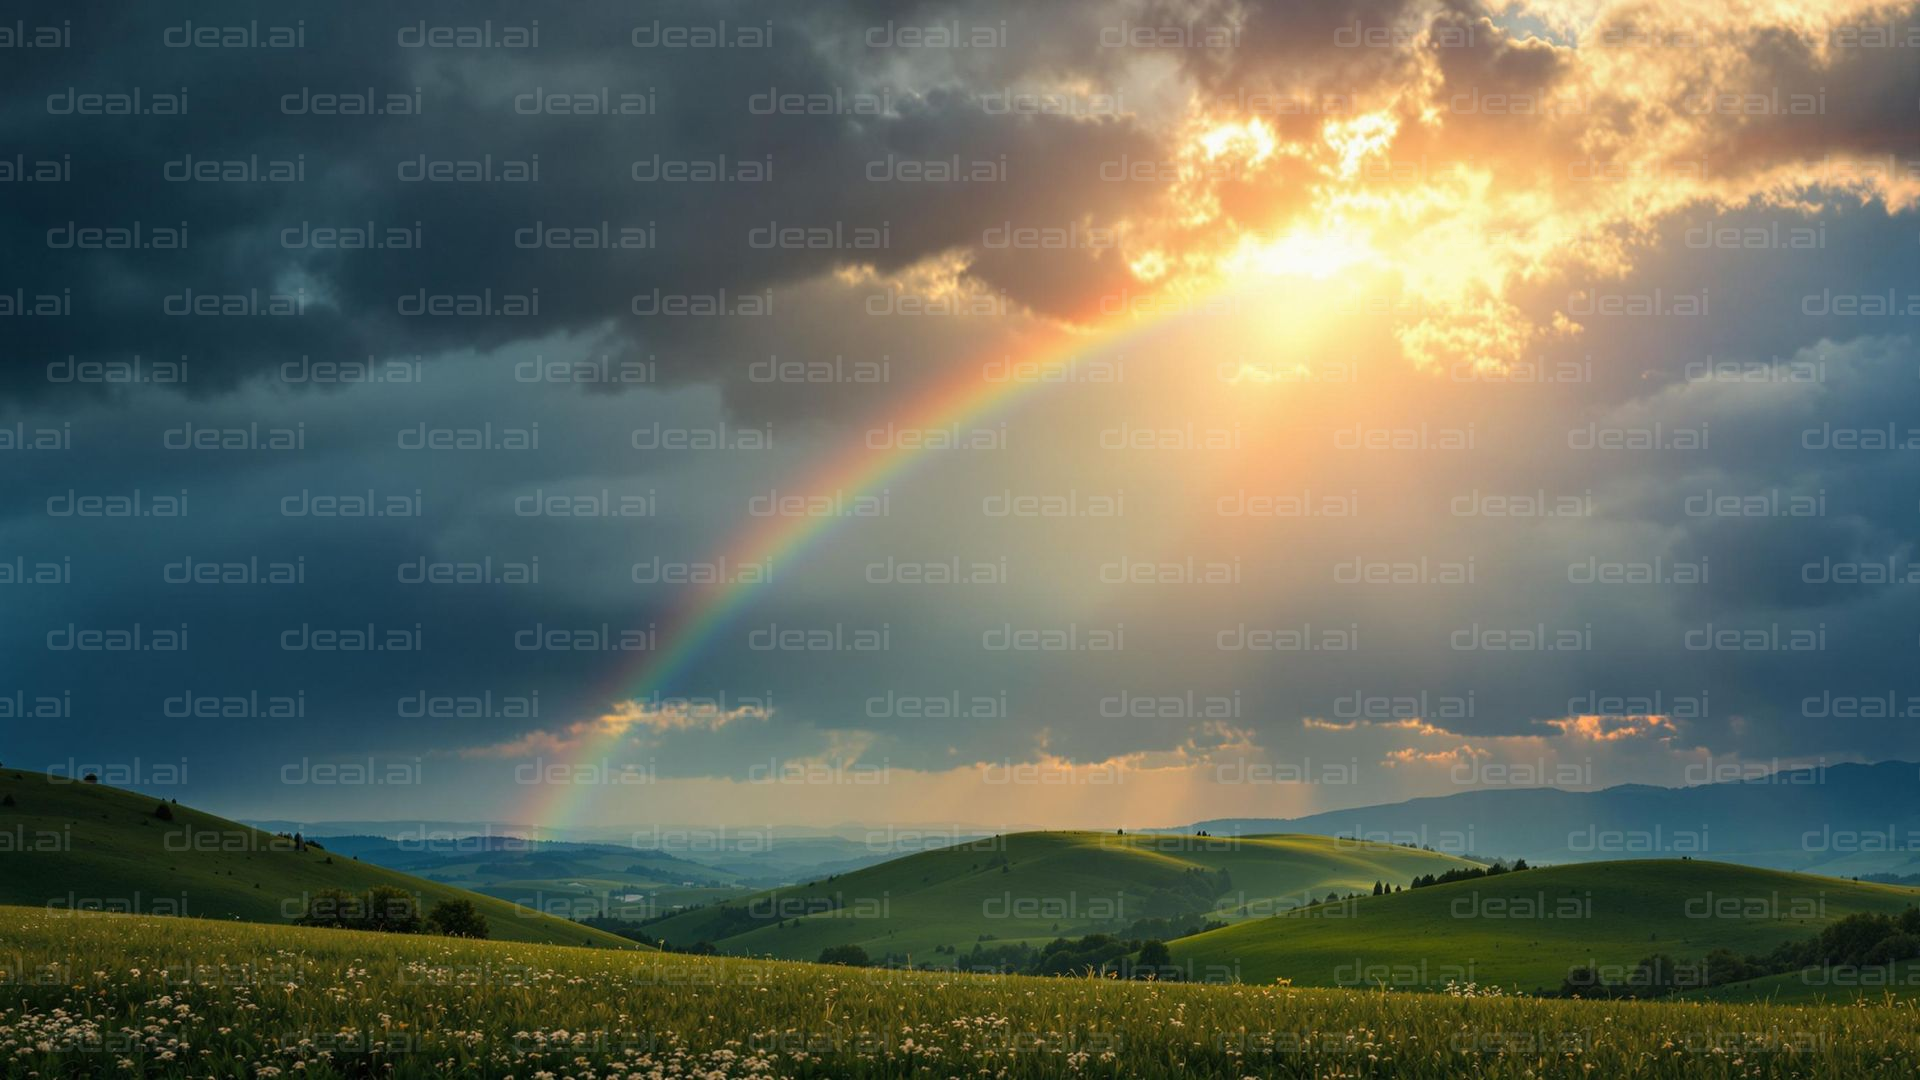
[1178,761,1920,876]
[243,762,1920,882]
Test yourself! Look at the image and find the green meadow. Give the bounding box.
[1171,859,1920,991]
[2,907,1917,1078]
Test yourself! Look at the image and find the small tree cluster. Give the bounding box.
[1409,859,1528,890]
[425,898,490,939]
[817,944,870,967]
[297,886,422,932]
[296,888,490,939]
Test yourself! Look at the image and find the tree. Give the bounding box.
[362,885,422,933]
[1,793,15,808]
[817,944,870,967]
[1863,933,1920,966]
[1702,948,1754,988]
[1136,940,1172,969]
[297,888,360,929]
[426,899,489,939]
[1814,913,1898,967]
[1627,953,1682,997]
[1372,881,1384,896]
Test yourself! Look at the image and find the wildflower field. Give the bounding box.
[3,906,1916,1078]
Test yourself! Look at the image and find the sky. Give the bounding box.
[4,0,1920,834]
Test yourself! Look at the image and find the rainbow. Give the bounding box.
[518,288,1230,832]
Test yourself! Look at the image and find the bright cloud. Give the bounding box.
[461,701,773,760]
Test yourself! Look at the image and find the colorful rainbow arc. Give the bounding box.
[520,286,1232,832]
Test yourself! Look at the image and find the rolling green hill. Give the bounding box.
[0,769,638,949]
[1170,859,1920,992]
[643,830,1478,963]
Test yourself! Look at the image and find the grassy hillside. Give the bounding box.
[1683,958,1920,1004]
[644,830,1477,963]
[0,769,637,949]
[1171,859,1920,992]
[2,905,1916,1077]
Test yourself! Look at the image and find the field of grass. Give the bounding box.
[0,770,637,949]
[1171,860,1920,992]
[643,830,1477,962]
[1,905,1916,1078]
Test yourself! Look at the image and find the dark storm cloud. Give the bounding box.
[1180,0,1430,93]
[1593,334,1920,613]
[6,0,1920,823]
[0,0,1165,408]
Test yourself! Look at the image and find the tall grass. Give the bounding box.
[1,906,1914,1077]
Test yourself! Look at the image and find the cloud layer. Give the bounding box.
[5,0,1919,827]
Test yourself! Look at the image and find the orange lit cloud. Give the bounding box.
[460,700,772,759]
[1303,716,1454,736]
[1382,744,1494,768]
[895,0,1920,373]
[1542,713,1680,742]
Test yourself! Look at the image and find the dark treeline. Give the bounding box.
[296,887,488,939]
[1564,907,1920,998]
[928,915,1224,978]
[1408,860,1529,890]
